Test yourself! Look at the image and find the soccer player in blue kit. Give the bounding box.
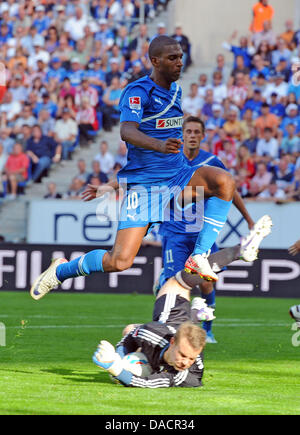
[30,36,236,300]
[156,115,255,343]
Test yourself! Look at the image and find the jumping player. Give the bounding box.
[30,36,236,300]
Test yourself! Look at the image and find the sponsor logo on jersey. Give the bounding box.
[129,96,141,110]
[156,117,183,129]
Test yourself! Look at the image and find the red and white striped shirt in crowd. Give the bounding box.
[228,85,248,107]
[76,106,95,124]
[75,86,98,107]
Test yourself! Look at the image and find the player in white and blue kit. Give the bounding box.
[157,116,255,343]
[30,36,236,300]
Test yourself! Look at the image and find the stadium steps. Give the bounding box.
[0,126,121,242]
[26,126,121,197]
[0,198,28,242]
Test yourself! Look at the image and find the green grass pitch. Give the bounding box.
[0,291,299,415]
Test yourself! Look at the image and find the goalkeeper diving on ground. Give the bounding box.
[92,215,272,388]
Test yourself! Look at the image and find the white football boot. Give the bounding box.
[240,215,272,262]
[184,251,218,282]
[30,258,67,300]
[290,305,300,328]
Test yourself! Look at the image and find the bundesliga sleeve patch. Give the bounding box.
[129,96,141,110]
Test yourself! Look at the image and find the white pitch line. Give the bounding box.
[0,314,132,320]
[4,323,290,330]
[5,325,124,330]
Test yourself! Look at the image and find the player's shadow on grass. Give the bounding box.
[0,368,36,375]
[41,368,113,385]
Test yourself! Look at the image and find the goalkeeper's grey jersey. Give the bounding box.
[116,321,204,388]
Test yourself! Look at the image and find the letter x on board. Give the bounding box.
[220,217,244,244]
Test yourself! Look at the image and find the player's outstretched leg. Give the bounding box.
[239,215,272,262]
[199,281,217,344]
[30,226,148,300]
[176,215,273,290]
[184,166,235,282]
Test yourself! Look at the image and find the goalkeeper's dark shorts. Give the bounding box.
[152,294,191,330]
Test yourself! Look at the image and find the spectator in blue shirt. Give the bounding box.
[0,23,12,45]
[33,92,58,118]
[100,76,122,131]
[242,88,263,119]
[269,92,286,118]
[85,59,106,96]
[201,88,214,121]
[287,83,300,104]
[222,31,255,69]
[273,57,291,82]
[91,0,109,20]
[26,125,61,182]
[280,103,300,136]
[68,58,85,87]
[207,104,225,129]
[94,18,114,50]
[271,38,291,67]
[45,57,66,84]
[105,58,122,86]
[243,125,259,154]
[115,25,131,58]
[86,160,108,185]
[0,127,15,155]
[250,54,270,83]
[272,155,295,191]
[32,5,51,35]
[280,123,300,155]
[20,25,39,56]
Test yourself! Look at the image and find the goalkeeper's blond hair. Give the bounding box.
[175,321,206,351]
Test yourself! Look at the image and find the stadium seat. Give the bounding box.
[87,111,103,137]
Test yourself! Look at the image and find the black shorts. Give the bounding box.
[152,294,191,330]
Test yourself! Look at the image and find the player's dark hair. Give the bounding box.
[183,116,205,136]
[148,35,180,60]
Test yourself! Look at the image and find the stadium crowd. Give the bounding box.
[182,1,300,203]
[1,0,300,204]
[0,0,176,200]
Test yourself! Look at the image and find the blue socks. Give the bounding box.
[56,249,106,282]
[193,197,232,255]
[202,289,216,333]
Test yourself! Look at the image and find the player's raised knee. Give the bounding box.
[215,170,235,198]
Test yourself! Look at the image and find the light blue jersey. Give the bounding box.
[117,75,198,230]
[118,75,186,185]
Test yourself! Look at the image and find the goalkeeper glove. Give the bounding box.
[92,340,123,376]
[191,297,216,321]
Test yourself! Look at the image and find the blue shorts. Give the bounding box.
[118,166,196,231]
[160,233,219,285]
